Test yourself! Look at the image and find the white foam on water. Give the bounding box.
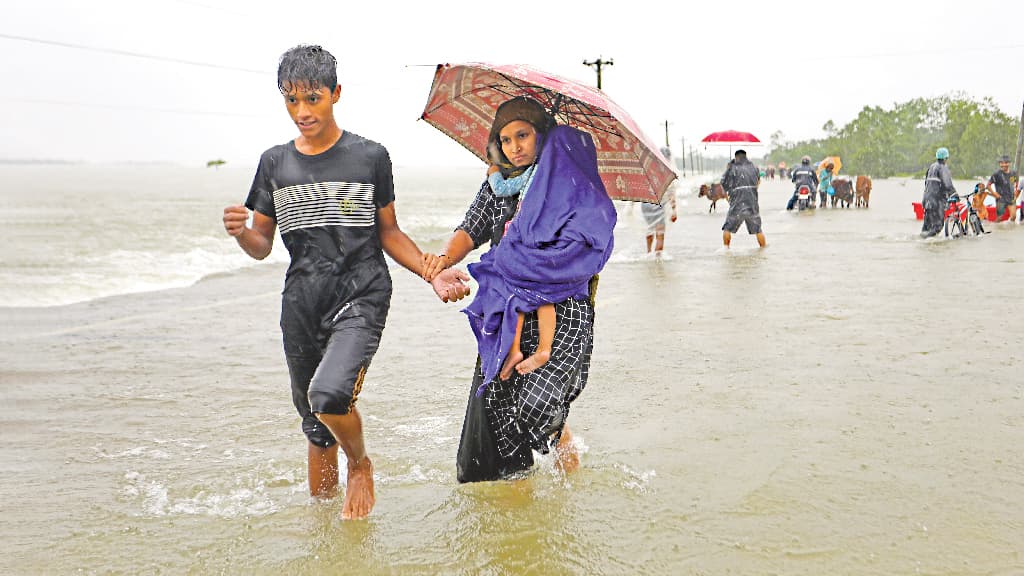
[608,251,663,264]
[615,463,657,494]
[392,416,456,446]
[377,464,449,485]
[122,470,281,518]
[0,237,287,308]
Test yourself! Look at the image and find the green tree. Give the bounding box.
[766,94,1018,178]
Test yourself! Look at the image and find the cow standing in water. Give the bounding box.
[830,177,855,208]
[698,182,728,213]
[855,175,873,208]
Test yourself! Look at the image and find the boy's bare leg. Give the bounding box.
[645,234,653,252]
[308,443,339,498]
[722,231,732,247]
[500,313,526,380]
[756,232,767,248]
[516,304,554,375]
[654,232,665,252]
[316,407,374,520]
[554,423,580,473]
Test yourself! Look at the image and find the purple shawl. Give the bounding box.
[463,125,617,391]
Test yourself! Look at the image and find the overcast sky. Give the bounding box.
[2,0,1022,167]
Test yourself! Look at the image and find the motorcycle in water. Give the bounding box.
[796,184,813,211]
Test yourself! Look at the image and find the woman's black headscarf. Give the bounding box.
[487,97,557,178]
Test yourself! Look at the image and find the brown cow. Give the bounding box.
[855,175,872,208]
[698,182,728,213]
[830,177,854,208]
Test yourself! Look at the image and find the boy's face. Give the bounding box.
[498,120,539,168]
[282,83,340,139]
[999,161,1010,172]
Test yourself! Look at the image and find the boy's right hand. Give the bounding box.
[487,164,500,176]
[223,205,249,237]
[421,253,449,282]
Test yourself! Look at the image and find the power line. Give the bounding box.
[0,97,271,118]
[0,32,269,75]
[807,43,1024,62]
[163,0,256,17]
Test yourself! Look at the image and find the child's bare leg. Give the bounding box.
[516,304,554,375]
[500,312,526,380]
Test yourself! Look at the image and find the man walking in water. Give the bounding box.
[721,149,766,247]
[221,45,467,519]
[988,154,1019,223]
[921,147,956,238]
[640,147,678,257]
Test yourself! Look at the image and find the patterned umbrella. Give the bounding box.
[419,62,676,204]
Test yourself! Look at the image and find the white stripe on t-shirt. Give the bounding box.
[273,182,376,234]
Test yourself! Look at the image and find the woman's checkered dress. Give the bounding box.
[457,181,596,459]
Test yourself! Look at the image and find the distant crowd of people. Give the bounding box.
[645,148,1022,250]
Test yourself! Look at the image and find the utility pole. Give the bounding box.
[664,121,670,148]
[1014,99,1024,176]
[582,56,613,90]
[680,137,686,173]
[689,146,695,176]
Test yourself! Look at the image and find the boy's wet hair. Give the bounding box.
[277,44,337,94]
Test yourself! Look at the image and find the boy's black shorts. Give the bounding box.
[286,317,383,448]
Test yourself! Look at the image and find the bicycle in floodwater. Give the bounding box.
[944,190,988,238]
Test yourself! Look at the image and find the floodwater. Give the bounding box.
[1,164,1022,574]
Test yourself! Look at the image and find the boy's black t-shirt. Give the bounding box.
[246,131,396,356]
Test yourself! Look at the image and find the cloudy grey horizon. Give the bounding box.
[2,0,1021,168]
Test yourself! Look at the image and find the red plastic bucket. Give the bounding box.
[912,201,965,220]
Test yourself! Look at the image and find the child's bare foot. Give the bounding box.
[515,349,550,375]
[554,425,579,473]
[500,349,524,380]
[341,456,374,520]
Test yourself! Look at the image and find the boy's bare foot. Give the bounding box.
[500,349,524,380]
[554,425,580,473]
[341,456,374,520]
[515,349,550,375]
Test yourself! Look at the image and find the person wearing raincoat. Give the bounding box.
[818,162,835,208]
[786,155,819,210]
[640,147,678,257]
[921,147,956,237]
[720,149,766,247]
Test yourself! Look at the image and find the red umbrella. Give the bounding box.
[701,130,761,144]
[419,62,676,204]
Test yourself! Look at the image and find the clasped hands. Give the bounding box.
[421,253,470,303]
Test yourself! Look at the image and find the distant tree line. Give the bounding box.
[766,94,1019,179]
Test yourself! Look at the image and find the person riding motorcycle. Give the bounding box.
[787,155,819,210]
